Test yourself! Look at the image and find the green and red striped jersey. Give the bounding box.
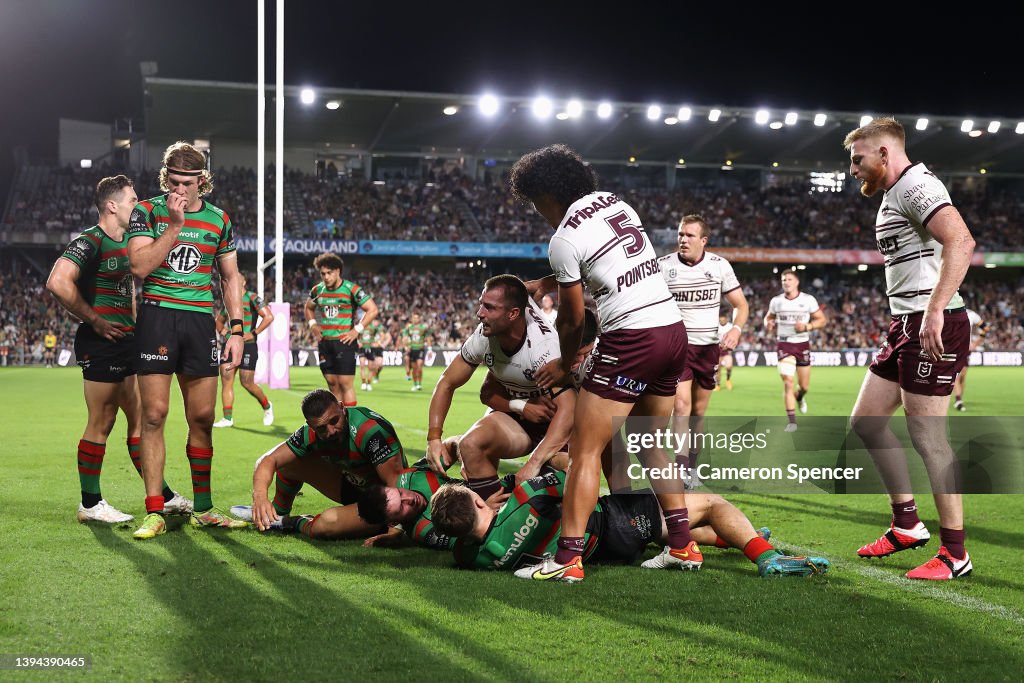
[285,406,405,488]
[308,280,371,339]
[358,320,382,347]
[59,225,135,333]
[395,460,455,550]
[453,469,600,570]
[402,322,430,350]
[220,290,266,338]
[127,195,236,313]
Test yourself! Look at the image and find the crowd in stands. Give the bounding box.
[7,163,1024,250]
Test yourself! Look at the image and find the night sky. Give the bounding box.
[1,0,1021,193]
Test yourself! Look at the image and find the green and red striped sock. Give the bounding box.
[187,444,213,512]
[272,473,303,515]
[77,439,105,507]
[223,405,233,421]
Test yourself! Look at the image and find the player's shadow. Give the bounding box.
[230,425,293,438]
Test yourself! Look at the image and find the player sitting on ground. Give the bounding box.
[430,469,830,579]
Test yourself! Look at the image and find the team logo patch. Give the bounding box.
[917,361,933,378]
[158,346,169,356]
[668,268,677,279]
[166,243,202,274]
[116,273,133,298]
[630,514,653,538]
[484,353,494,367]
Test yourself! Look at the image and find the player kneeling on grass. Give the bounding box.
[232,389,406,538]
[430,469,830,579]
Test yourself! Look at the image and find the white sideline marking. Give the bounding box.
[782,540,1024,625]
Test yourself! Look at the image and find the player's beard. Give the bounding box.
[858,165,884,197]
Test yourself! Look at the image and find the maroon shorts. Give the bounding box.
[777,341,811,366]
[869,308,970,396]
[583,321,688,402]
[679,343,720,391]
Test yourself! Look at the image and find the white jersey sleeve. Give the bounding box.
[459,325,488,365]
[549,235,582,286]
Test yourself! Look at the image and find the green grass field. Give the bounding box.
[2,365,1022,682]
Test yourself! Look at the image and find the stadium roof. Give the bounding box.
[145,78,1024,176]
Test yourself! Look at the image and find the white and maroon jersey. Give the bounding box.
[967,309,982,328]
[548,192,680,333]
[718,322,734,340]
[460,299,560,400]
[874,163,965,315]
[659,251,740,345]
[768,292,820,343]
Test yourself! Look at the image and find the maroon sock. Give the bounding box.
[786,409,796,424]
[940,527,966,560]
[891,499,921,530]
[664,508,693,549]
[554,536,585,564]
[466,476,501,501]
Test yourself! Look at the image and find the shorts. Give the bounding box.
[778,341,811,367]
[587,491,662,565]
[583,321,688,402]
[240,342,258,371]
[408,349,424,363]
[869,308,970,396]
[319,338,357,376]
[679,343,720,391]
[74,325,136,383]
[506,411,549,451]
[135,303,219,377]
[361,347,377,361]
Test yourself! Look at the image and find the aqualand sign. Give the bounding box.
[233,237,548,258]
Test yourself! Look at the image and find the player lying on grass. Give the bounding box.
[430,469,830,580]
[232,389,407,539]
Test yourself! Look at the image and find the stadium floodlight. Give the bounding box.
[784,112,798,125]
[677,158,685,165]
[985,263,997,269]
[300,88,315,105]
[979,168,987,174]
[677,106,692,121]
[664,117,678,125]
[769,121,783,130]
[1016,122,1024,134]
[960,119,973,132]
[566,99,583,118]
[814,113,827,126]
[860,115,872,127]
[772,162,779,168]
[80,159,92,168]
[442,105,457,115]
[628,156,637,163]
[708,108,722,122]
[915,118,928,131]
[755,109,770,125]
[647,105,662,121]
[969,129,983,138]
[597,101,613,119]
[479,93,500,117]
[857,264,868,272]
[326,100,341,110]
[532,96,553,119]
[988,120,1001,133]
[556,112,570,121]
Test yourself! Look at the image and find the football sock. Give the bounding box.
[726,368,732,380]
[77,439,105,507]
[687,448,700,469]
[223,406,233,421]
[344,400,358,407]
[296,514,320,538]
[186,444,214,512]
[892,499,921,529]
[257,396,270,409]
[272,473,303,515]
[795,388,806,402]
[554,536,585,564]
[127,437,174,501]
[786,409,796,424]
[712,534,731,548]
[466,476,501,501]
[744,536,778,565]
[145,495,166,515]
[664,508,693,549]
[940,527,966,560]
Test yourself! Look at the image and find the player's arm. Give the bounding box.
[921,206,976,361]
[720,288,749,350]
[763,311,776,332]
[807,308,827,332]
[127,196,187,278]
[362,526,411,548]
[304,296,322,341]
[426,355,477,473]
[218,252,245,367]
[214,310,228,337]
[516,386,576,485]
[252,303,274,337]
[251,441,300,531]
[45,259,124,342]
[525,274,558,304]
[374,454,405,488]
[341,297,378,344]
[534,283,584,389]
[479,372,555,424]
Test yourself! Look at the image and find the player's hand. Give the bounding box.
[309,322,323,341]
[222,334,243,367]
[919,310,944,362]
[339,329,359,344]
[794,321,808,333]
[362,527,405,548]
[166,190,187,228]
[251,498,279,532]
[522,396,556,424]
[533,359,569,390]
[720,326,741,351]
[764,317,776,332]
[514,457,546,487]
[91,317,125,342]
[484,488,510,512]
[425,438,452,475]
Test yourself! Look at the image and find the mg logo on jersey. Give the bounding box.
[917,361,933,378]
[166,244,202,274]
